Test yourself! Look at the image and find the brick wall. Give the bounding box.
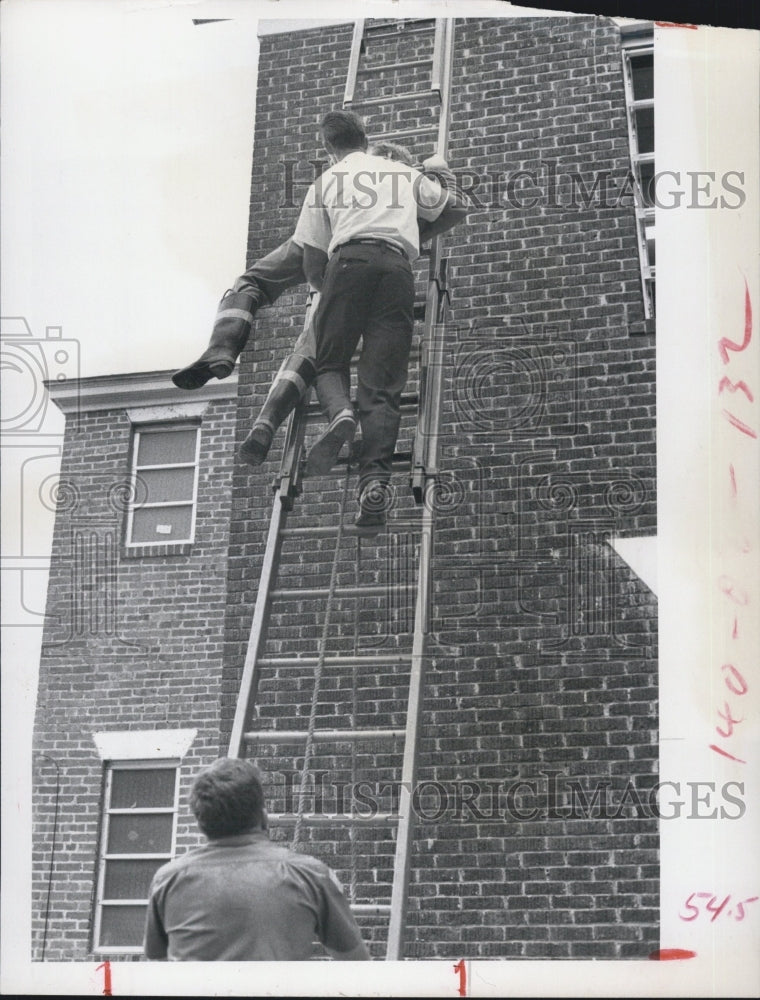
[221,15,658,960]
[32,386,237,960]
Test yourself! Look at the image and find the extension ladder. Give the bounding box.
[227,17,456,961]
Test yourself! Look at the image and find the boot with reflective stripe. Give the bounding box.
[172,290,261,390]
[239,353,317,467]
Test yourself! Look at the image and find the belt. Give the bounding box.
[335,238,408,261]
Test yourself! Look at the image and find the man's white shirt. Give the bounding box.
[293,150,446,262]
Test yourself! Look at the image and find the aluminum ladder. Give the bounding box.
[227,17,456,961]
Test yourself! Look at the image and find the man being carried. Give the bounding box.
[144,757,369,961]
[171,141,464,470]
[294,110,467,534]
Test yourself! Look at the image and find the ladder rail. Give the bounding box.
[227,501,286,757]
[276,299,319,507]
[386,496,435,959]
[390,16,456,957]
[411,18,456,502]
[343,19,366,107]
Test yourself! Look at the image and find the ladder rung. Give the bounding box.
[362,19,436,37]
[367,126,438,143]
[267,813,397,826]
[269,583,414,600]
[352,90,437,108]
[244,728,405,744]
[277,513,416,536]
[358,58,433,75]
[303,394,419,419]
[333,450,414,469]
[256,654,410,668]
[351,903,392,916]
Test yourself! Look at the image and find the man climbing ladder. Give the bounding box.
[295,109,467,533]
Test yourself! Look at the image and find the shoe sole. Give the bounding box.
[306,416,356,476]
[239,427,272,467]
[172,358,235,391]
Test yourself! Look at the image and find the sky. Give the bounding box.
[2,2,261,381]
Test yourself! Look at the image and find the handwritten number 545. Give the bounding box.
[680,893,759,922]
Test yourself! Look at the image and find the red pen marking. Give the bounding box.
[706,895,731,921]
[735,897,760,920]
[722,410,758,438]
[731,616,739,638]
[715,702,744,738]
[718,280,752,364]
[709,743,747,764]
[654,22,698,29]
[728,464,738,497]
[722,663,748,695]
[96,961,112,996]
[719,377,755,403]
[680,892,759,923]
[718,576,749,605]
[453,959,467,997]
[649,948,697,960]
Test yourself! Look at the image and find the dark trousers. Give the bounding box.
[313,243,415,491]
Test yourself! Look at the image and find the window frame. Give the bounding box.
[92,758,180,955]
[125,422,202,550]
[621,23,656,321]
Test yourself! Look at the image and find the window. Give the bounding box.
[94,761,179,953]
[621,23,655,321]
[126,424,200,548]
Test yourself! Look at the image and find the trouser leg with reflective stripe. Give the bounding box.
[172,239,306,391]
[239,350,317,466]
[239,303,317,467]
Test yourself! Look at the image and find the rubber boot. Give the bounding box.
[239,354,317,467]
[172,290,261,390]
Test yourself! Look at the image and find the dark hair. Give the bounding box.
[320,109,367,153]
[369,141,415,166]
[190,758,265,839]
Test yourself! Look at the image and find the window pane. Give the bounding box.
[111,768,176,808]
[630,53,653,100]
[104,859,164,900]
[130,505,193,544]
[107,814,173,855]
[137,467,195,504]
[634,106,654,155]
[98,905,148,949]
[137,429,197,467]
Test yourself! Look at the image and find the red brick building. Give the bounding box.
[33,16,658,962]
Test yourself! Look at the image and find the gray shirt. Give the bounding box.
[144,831,364,961]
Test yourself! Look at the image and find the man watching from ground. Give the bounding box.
[143,757,370,961]
[294,109,468,534]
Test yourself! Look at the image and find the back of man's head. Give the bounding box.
[320,110,368,155]
[190,757,266,840]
